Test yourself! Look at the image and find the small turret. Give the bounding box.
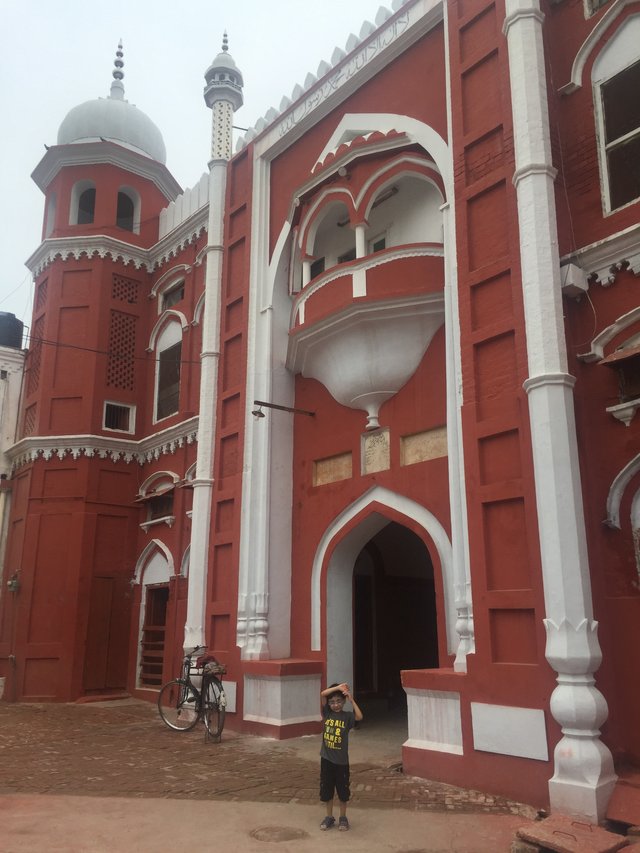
[203,34,244,161]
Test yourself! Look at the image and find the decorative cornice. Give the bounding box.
[31,142,181,200]
[27,235,150,276]
[8,416,198,471]
[561,222,640,287]
[151,207,208,269]
[26,209,208,277]
[248,0,443,160]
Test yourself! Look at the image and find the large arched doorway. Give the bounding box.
[353,522,438,709]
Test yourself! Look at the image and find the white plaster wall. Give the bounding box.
[0,346,25,475]
[404,687,463,754]
[243,674,322,725]
[471,702,548,761]
[366,177,443,247]
[313,203,356,266]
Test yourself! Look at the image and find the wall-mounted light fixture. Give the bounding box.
[252,399,315,419]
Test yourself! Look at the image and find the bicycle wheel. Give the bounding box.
[203,677,226,740]
[158,679,200,731]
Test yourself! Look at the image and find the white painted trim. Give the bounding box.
[505,0,615,820]
[311,485,455,654]
[243,673,321,725]
[185,155,227,652]
[559,0,637,94]
[471,702,548,761]
[149,264,191,300]
[138,469,181,497]
[605,452,640,528]
[8,417,198,470]
[237,154,295,660]
[578,304,640,362]
[32,142,181,199]
[133,539,175,585]
[252,0,444,161]
[317,114,452,191]
[147,312,188,353]
[404,687,463,755]
[290,244,444,327]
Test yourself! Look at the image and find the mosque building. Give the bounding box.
[1,0,640,824]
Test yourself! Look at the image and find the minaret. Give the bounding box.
[203,33,244,161]
[184,37,243,651]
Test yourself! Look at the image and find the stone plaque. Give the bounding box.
[314,452,352,486]
[401,426,447,466]
[362,428,390,475]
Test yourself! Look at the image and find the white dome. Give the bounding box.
[57,43,166,164]
[57,95,166,164]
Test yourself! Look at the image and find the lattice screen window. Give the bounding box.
[22,404,36,437]
[35,279,48,312]
[112,274,140,304]
[26,315,44,396]
[106,310,137,390]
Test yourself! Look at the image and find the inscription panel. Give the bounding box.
[362,429,390,475]
[314,452,352,486]
[401,426,447,466]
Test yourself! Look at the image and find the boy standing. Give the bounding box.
[319,681,364,831]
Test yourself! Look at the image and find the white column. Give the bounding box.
[442,200,474,670]
[355,223,367,258]
[504,0,615,822]
[184,139,227,649]
[443,0,474,672]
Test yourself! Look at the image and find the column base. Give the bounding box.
[549,773,617,823]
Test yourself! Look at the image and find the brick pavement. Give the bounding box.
[0,699,536,817]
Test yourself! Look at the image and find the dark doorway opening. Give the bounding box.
[140,584,169,687]
[353,521,438,711]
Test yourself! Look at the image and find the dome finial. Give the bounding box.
[222,31,229,52]
[110,40,125,101]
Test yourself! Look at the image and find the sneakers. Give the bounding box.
[319,816,335,831]
[338,817,350,831]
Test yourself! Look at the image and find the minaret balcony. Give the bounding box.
[291,243,444,329]
[286,244,445,430]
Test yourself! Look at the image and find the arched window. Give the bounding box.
[117,192,134,230]
[155,322,182,422]
[592,15,640,212]
[69,179,96,225]
[116,186,141,232]
[78,188,96,224]
[45,192,57,238]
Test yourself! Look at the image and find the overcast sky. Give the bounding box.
[0,0,389,331]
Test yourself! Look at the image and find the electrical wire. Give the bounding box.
[20,332,203,366]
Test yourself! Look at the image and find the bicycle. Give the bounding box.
[157,646,227,741]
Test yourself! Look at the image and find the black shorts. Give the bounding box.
[320,757,350,803]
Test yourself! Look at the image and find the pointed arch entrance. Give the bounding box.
[134,540,174,689]
[314,487,454,695]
